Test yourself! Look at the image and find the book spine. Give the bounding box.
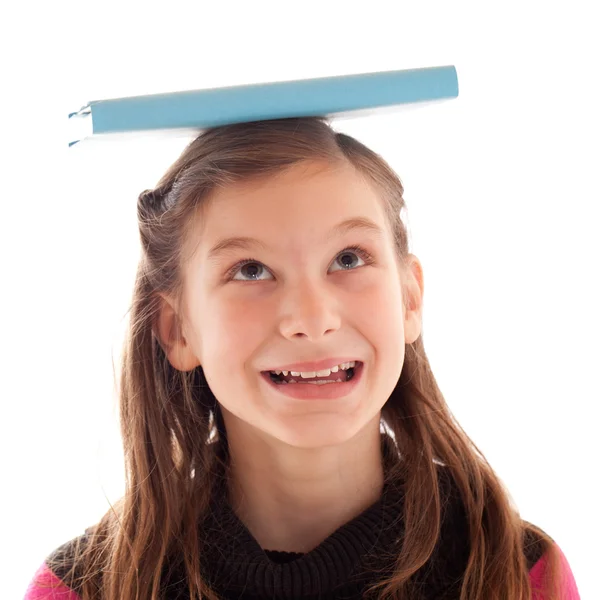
[92,66,457,134]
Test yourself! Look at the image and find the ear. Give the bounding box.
[402,254,424,345]
[153,293,200,372]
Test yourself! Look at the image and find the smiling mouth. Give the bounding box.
[266,362,361,384]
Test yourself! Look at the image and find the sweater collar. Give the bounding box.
[198,434,404,599]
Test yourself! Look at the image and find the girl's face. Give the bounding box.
[179,160,422,448]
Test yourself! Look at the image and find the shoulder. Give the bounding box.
[24,531,91,600]
[24,562,82,600]
[524,530,580,599]
[435,466,580,598]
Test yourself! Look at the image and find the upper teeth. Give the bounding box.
[270,361,357,378]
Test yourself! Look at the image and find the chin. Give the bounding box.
[272,418,372,450]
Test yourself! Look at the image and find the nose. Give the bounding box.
[278,279,342,340]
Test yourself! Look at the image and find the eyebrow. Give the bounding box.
[206,217,385,263]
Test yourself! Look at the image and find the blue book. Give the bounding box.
[68,65,458,147]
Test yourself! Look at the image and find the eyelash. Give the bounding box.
[224,245,375,282]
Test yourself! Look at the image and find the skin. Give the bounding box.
[156,159,424,553]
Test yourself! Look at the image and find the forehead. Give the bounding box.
[188,160,390,259]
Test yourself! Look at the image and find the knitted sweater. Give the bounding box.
[25,437,580,599]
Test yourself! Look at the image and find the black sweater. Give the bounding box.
[40,435,550,600]
[160,434,545,599]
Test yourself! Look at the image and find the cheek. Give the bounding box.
[203,298,271,363]
[367,285,406,397]
[365,284,406,370]
[356,278,405,333]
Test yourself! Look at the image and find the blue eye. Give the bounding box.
[227,245,374,282]
[234,262,270,282]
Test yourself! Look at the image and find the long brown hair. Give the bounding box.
[48,117,561,599]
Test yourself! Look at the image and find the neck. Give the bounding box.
[224,414,385,553]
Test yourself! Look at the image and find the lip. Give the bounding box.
[262,357,363,373]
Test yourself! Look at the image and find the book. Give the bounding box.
[68,65,459,147]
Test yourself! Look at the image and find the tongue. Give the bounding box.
[281,370,348,383]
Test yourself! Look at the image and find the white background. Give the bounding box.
[2,1,598,598]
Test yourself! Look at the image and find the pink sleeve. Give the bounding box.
[23,563,81,600]
[529,544,580,599]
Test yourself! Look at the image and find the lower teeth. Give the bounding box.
[287,380,336,385]
[272,368,355,385]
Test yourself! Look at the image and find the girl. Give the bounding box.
[26,117,579,599]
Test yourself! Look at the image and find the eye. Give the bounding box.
[230,260,273,282]
[226,245,374,282]
[329,245,372,273]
